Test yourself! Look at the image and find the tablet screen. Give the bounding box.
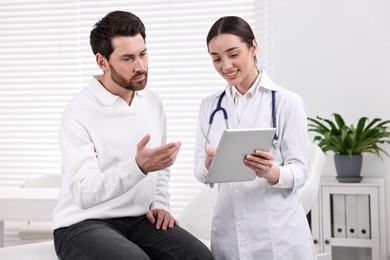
[205,128,276,184]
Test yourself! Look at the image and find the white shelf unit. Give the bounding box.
[311,177,386,260]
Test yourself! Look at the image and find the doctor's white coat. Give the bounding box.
[195,71,317,260]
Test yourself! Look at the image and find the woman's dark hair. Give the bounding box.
[206,16,257,62]
[90,11,146,60]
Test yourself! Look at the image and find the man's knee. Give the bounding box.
[187,241,214,260]
[173,228,213,260]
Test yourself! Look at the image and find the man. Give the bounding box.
[52,10,213,260]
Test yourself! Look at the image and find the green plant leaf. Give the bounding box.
[307,114,390,157]
[333,113,346,128]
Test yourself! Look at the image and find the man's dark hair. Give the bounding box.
[90,11,146,60]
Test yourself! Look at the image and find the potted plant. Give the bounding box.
[307,113,390,182]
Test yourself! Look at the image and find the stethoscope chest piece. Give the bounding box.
[272,137,281,150]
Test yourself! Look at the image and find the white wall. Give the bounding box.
[269,0,390,257]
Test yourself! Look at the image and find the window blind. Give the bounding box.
[0,0,269,216]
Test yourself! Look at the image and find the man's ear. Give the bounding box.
[96,53,109,72]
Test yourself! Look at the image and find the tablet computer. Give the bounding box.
[205,128,276,184]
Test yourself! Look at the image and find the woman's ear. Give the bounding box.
[96,53,109,72]
[252,39,258,55]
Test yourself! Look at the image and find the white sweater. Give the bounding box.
[53,76,170,229]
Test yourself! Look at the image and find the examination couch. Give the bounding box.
[0,141,328,259]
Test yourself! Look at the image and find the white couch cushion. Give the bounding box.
[0,241,58,260]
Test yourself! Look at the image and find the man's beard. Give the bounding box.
[109,63,147,91]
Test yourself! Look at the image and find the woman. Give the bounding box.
[194,16,317,260]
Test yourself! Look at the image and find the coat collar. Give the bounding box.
[212,70,280,101]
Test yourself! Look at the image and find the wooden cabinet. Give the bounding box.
[311,178,386,260]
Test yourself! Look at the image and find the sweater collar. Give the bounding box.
[86,75,144,106]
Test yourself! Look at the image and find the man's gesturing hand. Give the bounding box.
[135,134,181,174]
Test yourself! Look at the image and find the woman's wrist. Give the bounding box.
[265,164,280,184]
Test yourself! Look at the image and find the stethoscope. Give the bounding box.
[205,90,280,152]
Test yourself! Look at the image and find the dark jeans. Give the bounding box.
[54,215,213,260]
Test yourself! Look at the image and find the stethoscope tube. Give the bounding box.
[271,90,280,148]
[205,90,280,152]
[205,92,228,152]
[209,91,228,124]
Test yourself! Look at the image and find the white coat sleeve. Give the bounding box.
[271,90,308,193]
[194,98,212,183]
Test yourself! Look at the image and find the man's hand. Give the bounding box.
[146,208,179,230]
[135,134,181,174]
